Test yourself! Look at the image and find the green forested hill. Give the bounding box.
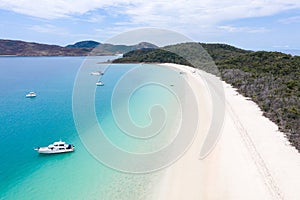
[113,42,300,151]
[113,48,191,65]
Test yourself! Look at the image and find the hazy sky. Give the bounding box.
[0,0,299,51]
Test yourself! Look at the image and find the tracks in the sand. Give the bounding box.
[226,99,284,200]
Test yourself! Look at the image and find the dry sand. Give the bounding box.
[154,63,300,200]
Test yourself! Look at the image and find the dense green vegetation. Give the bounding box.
[113,48,191,65]
[66,40,100,48]
[113,42,300,151]
[219,51,300,148]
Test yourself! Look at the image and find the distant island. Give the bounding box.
[0,39,158,56]
[114,42,300,152]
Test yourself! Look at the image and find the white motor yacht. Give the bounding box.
[34,140,74,154]
[26,92,37,98]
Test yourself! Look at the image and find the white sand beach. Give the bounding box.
[155,63,300,200]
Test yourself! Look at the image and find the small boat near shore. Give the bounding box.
[96,81,104,86]
[90,71,104,76]
[34,140,74,154]
[26,92,37,98]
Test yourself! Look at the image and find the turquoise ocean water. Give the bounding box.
[0,57,180,200]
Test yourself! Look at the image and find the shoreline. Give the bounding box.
[154,63,300,200]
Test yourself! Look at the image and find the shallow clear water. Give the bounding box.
[0,57,180,200]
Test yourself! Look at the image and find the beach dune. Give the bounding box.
[156,63,300,200]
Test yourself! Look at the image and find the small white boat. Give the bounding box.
[90,71,104,76]
[26,92,37,98]
[96,81,104,86]
[34,140,74,154]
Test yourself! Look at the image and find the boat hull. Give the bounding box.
[26,95,36,98]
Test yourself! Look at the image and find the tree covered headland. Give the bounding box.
[113,42,300,151]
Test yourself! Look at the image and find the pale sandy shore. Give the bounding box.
[154,63,300,200]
